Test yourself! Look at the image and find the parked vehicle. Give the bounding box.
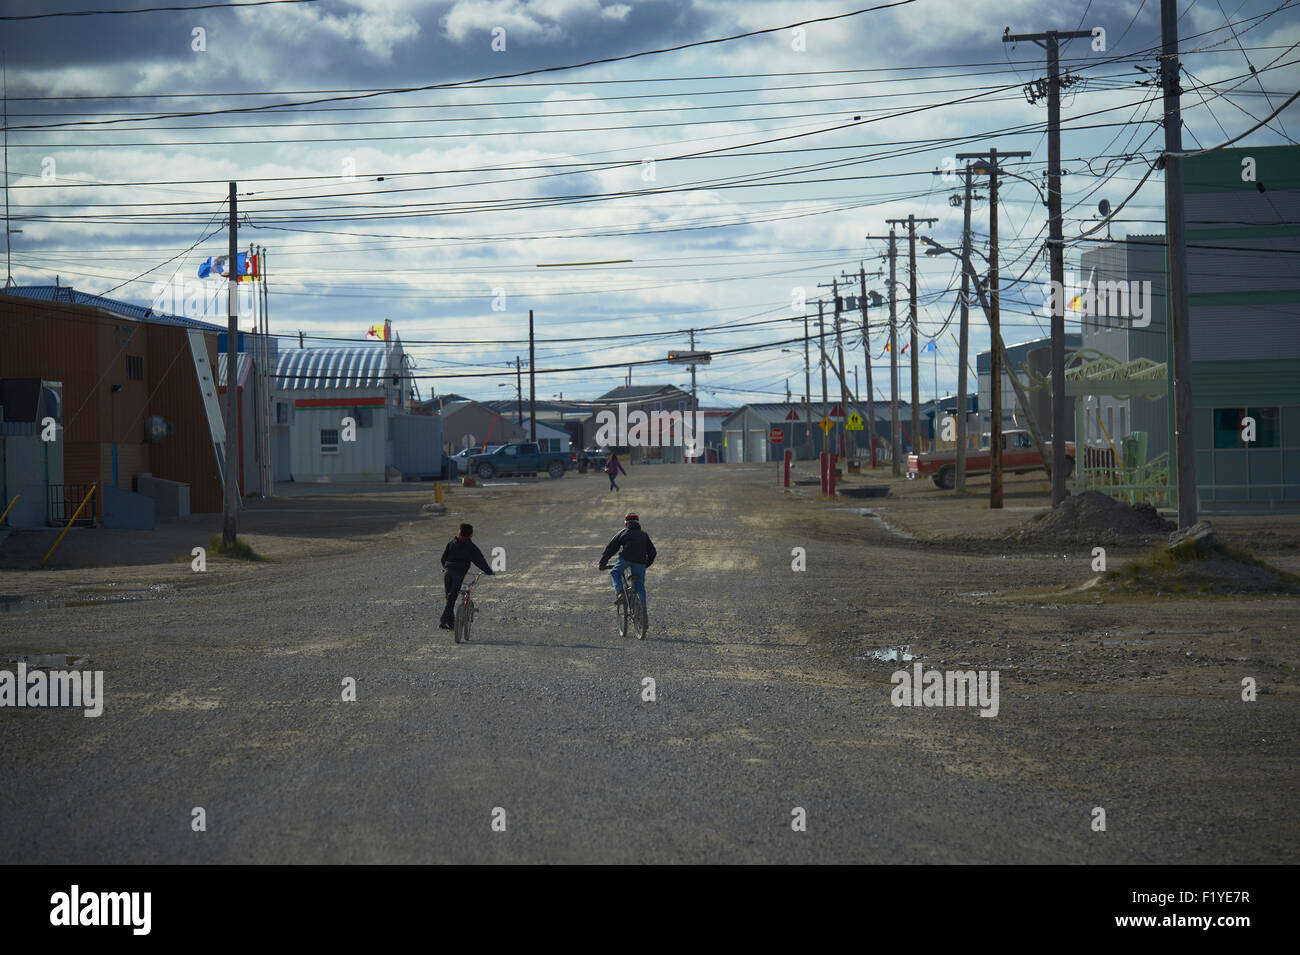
[583,449,608,471]
[467,442,573,479]
[907,429,1075,489]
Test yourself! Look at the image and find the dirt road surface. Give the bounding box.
[2,465,1296,863]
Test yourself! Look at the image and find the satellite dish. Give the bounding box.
[1098,198,1112,217]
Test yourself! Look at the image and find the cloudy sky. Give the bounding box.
[4,0,1298,405]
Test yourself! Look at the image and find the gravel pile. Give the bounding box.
[1015,490,1175,545]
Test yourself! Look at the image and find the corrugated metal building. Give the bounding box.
[1184,144,1300,507]
[1074,144,1300,508]
[0,287,227,515]
[273,340,442,481]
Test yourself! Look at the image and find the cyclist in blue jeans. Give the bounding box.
[598,513,656,626]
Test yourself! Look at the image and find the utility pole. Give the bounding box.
[688,328,698,464]
[858,265,877,468]
[959,147,1031,508]
[934,162,979,492]
[818,279,850,456]
[1005,27,1091,506]
[528,309,536,442]
[802,312,813,459]
[515,356,523,425]
[888,230,901,475]
[1160,0,1197,528]
[817,299,829,456]
[3,58,17,288]
[887,215,938,456]
[834,282,849,457]
[222,182,239,547]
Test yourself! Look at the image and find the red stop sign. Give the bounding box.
[769,428,785,444]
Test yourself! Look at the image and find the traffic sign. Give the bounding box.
[769,427,785,444]
[784,409,800,421]
[818,417,832,434]
[846,412,865,431]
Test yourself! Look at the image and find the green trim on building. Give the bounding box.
[1184,145,1300,193]
[1189,289,1300,307]
[1186,225,1300,240]
[1192,360,1300,406]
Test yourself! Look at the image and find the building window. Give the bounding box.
[125,355,143,380]
[1214,406,1279,448]
[320,429,340,454]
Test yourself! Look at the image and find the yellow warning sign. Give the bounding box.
[846,411,865,431]
[819,417,833,434]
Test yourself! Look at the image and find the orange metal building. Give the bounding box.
[0,289,225,515]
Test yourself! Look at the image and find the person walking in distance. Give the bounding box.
[439,523,494,630]
[598,513,656,631]
[606,451,626,492]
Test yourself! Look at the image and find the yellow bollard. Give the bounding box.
[43,484,98,565]
[0,493,19,526]
[434,483,443,504]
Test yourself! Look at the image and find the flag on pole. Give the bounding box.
[923,340,938,353]
[198,252,257,280]
[366,324,389,341]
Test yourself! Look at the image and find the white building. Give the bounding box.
[273,340,443,482]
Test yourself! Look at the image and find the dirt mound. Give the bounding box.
[1106,538,1300,596]
[1015,490,1175,545]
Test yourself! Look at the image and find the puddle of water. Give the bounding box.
[859,645,916,663]
[959,590,996,597]
[6,653,90,668]
[857,508,917,540]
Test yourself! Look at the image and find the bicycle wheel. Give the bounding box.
[453,596,466,644]
[463,599,474,643]
[632,594,647,640]
[616,587,630,638]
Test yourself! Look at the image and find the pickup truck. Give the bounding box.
[467,442,573,479]
[908,429,1075,489]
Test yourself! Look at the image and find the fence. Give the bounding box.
[47,483,98,527]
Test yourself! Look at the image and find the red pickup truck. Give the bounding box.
[908,429,1075,489]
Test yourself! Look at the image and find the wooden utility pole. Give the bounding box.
[222,182,239,547]
[888,230,901,475]
[817,299,829,455]
[1004,27,1091,506]
[1160,0,1198,527]
[859,266,877,468]
[932,161,981,491]
[959,147,1031,508]
[887,215,938,456]
[834,283,848,456]
[803,312,813,459]
[515,356,523,425]
[528,309,536,442]
[956,164,975,491]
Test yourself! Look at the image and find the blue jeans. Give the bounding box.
[610,558,647,612]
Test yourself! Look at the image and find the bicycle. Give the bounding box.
[453,572,484,644]
[602,564,647,640]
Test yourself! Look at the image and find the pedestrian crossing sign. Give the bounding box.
[846,412,865,431]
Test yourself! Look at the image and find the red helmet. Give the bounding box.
[624,513,639,523]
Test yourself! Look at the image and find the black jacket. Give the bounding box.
[600,524,656,568]
[441,536,494,575]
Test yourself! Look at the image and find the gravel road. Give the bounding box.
[2,465,1296,863]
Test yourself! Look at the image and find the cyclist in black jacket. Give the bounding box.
[598,513,656,625]
[440,523,494,630]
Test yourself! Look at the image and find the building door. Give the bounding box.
[725,430,743,463]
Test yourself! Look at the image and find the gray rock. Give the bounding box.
[1168,520,1215,549]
